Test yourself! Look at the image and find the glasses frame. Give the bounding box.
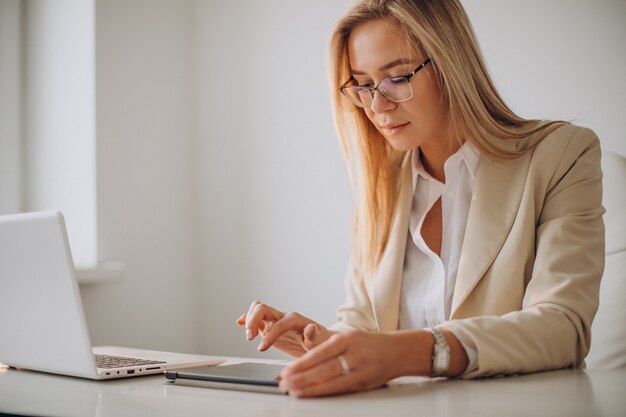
[339,57,432,108]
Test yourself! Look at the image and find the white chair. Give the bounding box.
[586,150,626,369]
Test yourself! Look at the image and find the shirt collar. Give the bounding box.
[411,142,481,191]
[457,141,481,180]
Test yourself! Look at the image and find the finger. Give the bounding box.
[303,324,334,350]
[258,320,274,338]
[281,334,349,376]
[245,303,269,340]
[259,312,310,352]
[303,323,318,348]
[288,372,365,398]
[236,314,247,326]
[242,301,261,339]
[245,301,261,327]
[246,303,283,340]
[279,354,345,392]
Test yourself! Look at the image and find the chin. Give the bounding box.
[383,135,421,152]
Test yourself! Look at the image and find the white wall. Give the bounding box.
[193,1,354,358]
[79,0,201,354]
[0,0,22,215]
[462,0,626,156]
[23,0,97,267]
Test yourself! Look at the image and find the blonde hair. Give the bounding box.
[329,0,564,272]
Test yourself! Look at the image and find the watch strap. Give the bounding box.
[428,327,450,377]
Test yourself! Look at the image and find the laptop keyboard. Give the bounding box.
[95,354,166,369]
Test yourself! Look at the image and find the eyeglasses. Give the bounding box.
[339,57,431,108]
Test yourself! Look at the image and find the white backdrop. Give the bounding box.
[74,0,625,359]
[463,0,625,155]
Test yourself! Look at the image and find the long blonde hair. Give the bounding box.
[329,0,563,272]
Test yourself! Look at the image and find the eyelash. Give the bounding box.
[355,73,405,87]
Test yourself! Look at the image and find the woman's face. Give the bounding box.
[347,19,452,152]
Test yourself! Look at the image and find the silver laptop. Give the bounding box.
[0,210,224,380]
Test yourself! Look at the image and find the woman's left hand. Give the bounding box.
[278,330,413,397]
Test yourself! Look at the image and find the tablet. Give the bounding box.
[164,362,285,394]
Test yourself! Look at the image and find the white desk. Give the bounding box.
[1,359,625,417]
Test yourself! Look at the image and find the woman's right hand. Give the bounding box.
[236,301,334,358]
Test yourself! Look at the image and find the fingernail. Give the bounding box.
[258,340,267,351]
[246,329,253,340]
[279,382,291,394]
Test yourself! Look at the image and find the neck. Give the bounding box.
[419,137,461,183]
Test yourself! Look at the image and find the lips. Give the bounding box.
[379,122,409,136]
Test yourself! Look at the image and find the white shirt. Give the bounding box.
[399,142,480,369]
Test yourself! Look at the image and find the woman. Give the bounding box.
[237,0,604,397]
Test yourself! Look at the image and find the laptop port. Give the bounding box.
[127,370,135,374]
[146,367,161,371]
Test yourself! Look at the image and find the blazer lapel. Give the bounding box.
[366,151,413,332]
[450,153,532,316]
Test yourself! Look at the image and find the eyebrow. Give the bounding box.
[350,58,417,76]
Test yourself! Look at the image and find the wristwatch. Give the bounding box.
[428,327,450,377]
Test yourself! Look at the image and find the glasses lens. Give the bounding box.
[341,76,414,107]
[379,77,412,102]
[342,86,370,108]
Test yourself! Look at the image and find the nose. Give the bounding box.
[368,90,396,114]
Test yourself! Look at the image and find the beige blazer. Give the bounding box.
[332,123,605,378]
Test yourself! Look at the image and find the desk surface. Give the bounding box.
[1,358,625,417]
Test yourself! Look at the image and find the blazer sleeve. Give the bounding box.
[331,257,379,332]
[442,126,605,378]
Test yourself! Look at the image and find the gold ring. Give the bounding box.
[338,354,350,375]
